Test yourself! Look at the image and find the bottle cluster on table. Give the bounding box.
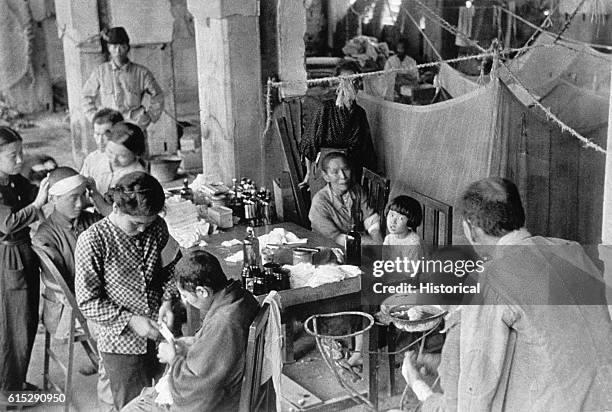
[228,177,276,227]
[241,226,290,296]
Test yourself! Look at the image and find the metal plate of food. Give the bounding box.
[387,304,447,332]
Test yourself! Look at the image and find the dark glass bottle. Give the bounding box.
[241,266,254,293]
[345,223,362,266]
[263,263,280,291]
[229,178,243,218]
[252,266,267,295]
[243,226,260,266]
[179,178,193,201]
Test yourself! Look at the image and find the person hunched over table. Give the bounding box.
[121,250,259,412]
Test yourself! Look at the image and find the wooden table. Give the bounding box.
[187,221,379,410]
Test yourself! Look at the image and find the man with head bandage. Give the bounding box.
[33,167,101,370]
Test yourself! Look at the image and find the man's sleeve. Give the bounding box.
[32,227,68,294]
[169,318,247,410]
[143,69,164,123]
[457,299,517,411]
[82,68,101,123]
[75,230,132,334]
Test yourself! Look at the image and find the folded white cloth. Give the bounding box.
[154,374,173,405]
[283,263,362,288]
[259,228,307,254]
[225,250,244,263]
[221,239,243,248]
[262,291,283,412]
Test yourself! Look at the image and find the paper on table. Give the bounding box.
[221,239,243,248]
[283,263,362,288]
[225,250,244,263]
[259,228,307,253]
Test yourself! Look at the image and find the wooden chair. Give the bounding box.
[381,188,452,395]
[276,113,310,229]
[360,167,391,236]
[400,187,453,248]
[32,245,98,412]
[239,303,275,412]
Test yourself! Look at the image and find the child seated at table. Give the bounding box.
[348,197,424,370]
[384,195,423,252]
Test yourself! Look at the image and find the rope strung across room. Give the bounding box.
[501,62,607,155]
[410,0,488,53]
[267,43,549,89]
[497,5,612,52]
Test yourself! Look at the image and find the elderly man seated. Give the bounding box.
[308,151,383,246]
[399,177,612,412]
[122,249,259,412]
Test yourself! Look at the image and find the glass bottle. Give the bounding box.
[345,223,362,266]
[241,265,254,293]
[252,266,267,295]
[243,226,260,266]
[264,190,276,224]
[179,178,193,201]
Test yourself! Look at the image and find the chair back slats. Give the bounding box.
[33,245,96,340]
[239,303,272,412]
[360,167,390,235]
[398,188,453,247]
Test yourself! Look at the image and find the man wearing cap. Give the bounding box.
[82,27,164,139]
[32,167,116,410]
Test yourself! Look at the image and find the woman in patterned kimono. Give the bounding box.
[75,171,180,410]
[0,127,49,407]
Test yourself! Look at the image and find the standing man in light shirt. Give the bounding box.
[82,27,164,154]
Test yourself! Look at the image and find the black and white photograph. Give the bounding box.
[0,0,611,410]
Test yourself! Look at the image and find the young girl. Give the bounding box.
[75,171,179,410]
[83,121,146,215]
[0,127,49,405]
[384,195,423,249]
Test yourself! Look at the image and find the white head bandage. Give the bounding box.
[48,174,87,197]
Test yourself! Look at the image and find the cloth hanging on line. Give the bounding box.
[357,75,586,244]
[455,6,475,47]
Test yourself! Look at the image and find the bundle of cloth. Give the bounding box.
[284,262,361,288]
[342,35,390,70]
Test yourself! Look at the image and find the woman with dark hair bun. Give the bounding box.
[83,121,147,215]
[75,171,181,410]
[0,127,50,406]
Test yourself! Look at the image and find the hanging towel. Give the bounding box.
[455,6,475,47]
[262,291,283,412]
